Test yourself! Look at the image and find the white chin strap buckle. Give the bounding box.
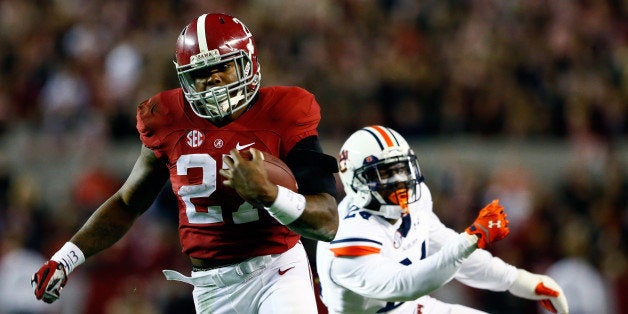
[379,205,402,219]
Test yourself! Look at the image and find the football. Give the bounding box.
[240,150,298,192]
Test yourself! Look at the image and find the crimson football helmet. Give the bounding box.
[338,125,423,219]
[174,13,261,121]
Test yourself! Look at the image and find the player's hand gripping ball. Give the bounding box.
[238,149,298,192]
[221,148,298,207]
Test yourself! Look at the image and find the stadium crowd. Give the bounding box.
[0,0,626,313]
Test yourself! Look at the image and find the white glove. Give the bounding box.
[508,269,569,313]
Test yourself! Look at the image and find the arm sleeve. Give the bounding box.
[285,135,338,197]
[454,250,518,291]
[426,211,518,291]
[330,232,478,301]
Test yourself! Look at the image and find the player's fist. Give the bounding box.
[31,260,67,303]
[508,269,569,313]
[465,199,509,248]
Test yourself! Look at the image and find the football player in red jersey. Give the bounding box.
[31,13,339,313]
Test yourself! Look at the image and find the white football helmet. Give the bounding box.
[338,125,423,219]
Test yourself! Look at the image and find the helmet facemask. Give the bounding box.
[352,154,422,219]
[175,49,260,122]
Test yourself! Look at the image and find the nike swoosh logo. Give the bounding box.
[278,266,295,275]
[235,142,255,151]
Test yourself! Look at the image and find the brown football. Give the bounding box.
[240,150,298,192]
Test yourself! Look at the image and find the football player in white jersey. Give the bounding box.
[316,125,569,314]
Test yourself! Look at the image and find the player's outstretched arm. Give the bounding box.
[330,200,511,301]
[509,269,569,313]
[32,146,169,303]
[459,200,565,313]
[69,146,169,256]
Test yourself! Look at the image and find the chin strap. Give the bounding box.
[220,90,245,113]
[375,205,402,219]
[362,195,402,219]
[200,89,245,118]
[210,90,244,116]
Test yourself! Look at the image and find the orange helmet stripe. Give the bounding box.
[370,125,395,147]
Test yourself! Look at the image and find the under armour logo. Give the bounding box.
[488,220,501,228]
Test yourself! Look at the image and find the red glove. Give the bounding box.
[465,199,510,248]
[31,260,67,303]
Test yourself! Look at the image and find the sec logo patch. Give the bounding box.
[186,130,204,148]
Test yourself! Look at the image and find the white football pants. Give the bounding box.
[406,295,488,314]
[164,241,317,314]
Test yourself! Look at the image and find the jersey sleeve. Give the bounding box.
[276,87,321,157]
[454,250,518,291]
[328,195,483,301]
[330,232,480,301]
[328,199,386,257]
[136,90,185,159]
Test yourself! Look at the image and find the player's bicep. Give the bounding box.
[118,145,169,212]
[332,237,472,302]
[426,211,460,255]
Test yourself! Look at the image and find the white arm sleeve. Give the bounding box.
[455,249,518,291]
[426,211,518,291]
[330,232,477,301]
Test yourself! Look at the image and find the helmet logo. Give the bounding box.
[186,130,204,148]
[190,49,220,65]
[233,18,252,37]
[246,39,255,56]
[338,150,349,173]
[232,17,256,66]
[363,155,379,165]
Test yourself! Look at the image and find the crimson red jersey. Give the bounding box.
[136,86,320,261]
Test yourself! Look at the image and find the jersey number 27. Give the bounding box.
[176,153,260,225]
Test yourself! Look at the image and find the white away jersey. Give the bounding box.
[316,183,518,313]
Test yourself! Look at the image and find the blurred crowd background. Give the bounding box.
[0,0,626,313]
